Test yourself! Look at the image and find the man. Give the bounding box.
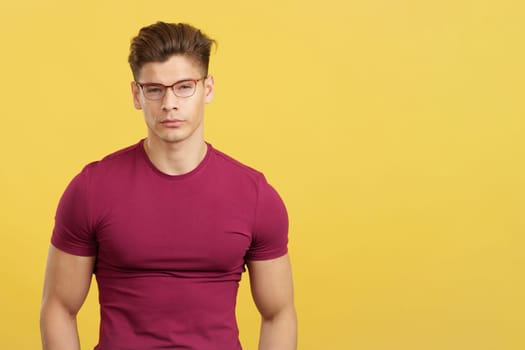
[40,21,297,350]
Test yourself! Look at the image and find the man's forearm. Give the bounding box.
[40,305,81,350]
[258,307,297,350]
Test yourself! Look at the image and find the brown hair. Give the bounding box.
[128,21,216,80]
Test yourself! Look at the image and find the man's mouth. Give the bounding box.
[161,119,185,127]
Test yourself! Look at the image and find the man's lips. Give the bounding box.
[161,119,185,127]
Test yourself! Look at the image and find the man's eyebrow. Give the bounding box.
[141,78,196,85]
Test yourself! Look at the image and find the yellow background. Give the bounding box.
[1,1,524,349]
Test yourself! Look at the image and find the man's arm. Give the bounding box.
[40,245,95,350]
[247,253,297,350]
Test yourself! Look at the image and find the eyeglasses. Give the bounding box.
[136,77,206,100]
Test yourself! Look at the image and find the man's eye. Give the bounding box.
[145,86,163,93]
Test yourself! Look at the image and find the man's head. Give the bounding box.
[128,21,215,81]
[129,22,216,147]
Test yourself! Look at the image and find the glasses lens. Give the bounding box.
[142,84,165,100]
[173,80,197,97]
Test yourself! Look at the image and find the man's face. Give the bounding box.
[131,55,214,146]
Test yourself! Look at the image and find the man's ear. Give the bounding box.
[131,81,142,110]
[204,75,215,104]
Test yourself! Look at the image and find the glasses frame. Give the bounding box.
[135,77,207,100]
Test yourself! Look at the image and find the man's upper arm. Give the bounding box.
[246,254,295,319]
[42,244,95,315]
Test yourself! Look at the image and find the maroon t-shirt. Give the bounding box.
[51,140,288,350]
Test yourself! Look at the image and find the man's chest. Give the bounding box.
[93,184,255,275]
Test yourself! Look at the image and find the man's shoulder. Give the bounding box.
[100,140,142,163]
[210,145,265,182]
[81,140,143,175]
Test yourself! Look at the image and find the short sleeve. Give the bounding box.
[51,167,97,256]
[245,176,289,261]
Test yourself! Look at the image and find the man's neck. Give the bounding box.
[144,137,207,176]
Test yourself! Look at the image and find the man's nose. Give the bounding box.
[161,87,180,110]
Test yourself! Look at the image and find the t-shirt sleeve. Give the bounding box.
[245,176,289,261]
[51,167,97,256]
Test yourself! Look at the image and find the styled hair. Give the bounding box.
[128,21,216,80]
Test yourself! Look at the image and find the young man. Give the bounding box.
[40,21,297,350]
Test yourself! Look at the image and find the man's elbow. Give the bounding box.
[40,297,79,324]
[261,304,297,323]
